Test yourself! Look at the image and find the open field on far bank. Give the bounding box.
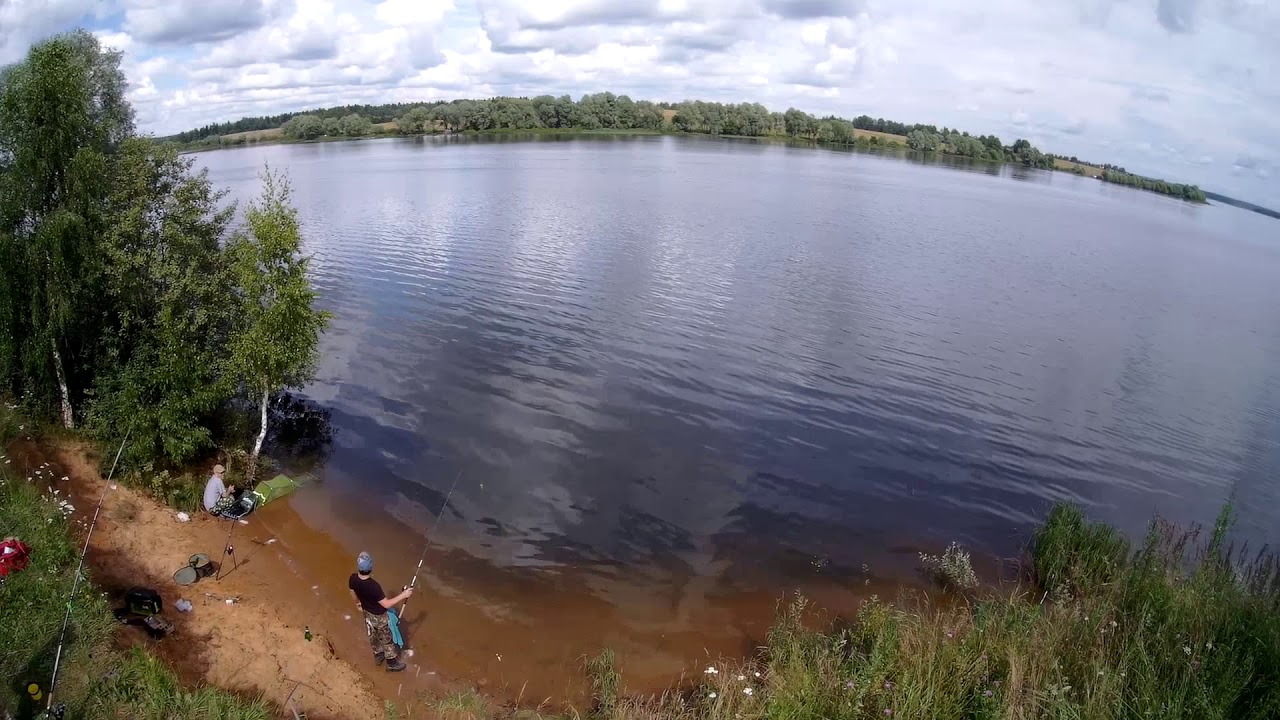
[1054,157,1106,177]
[853,127,907,143]
[221,126,285,142]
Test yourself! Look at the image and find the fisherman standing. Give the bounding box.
[349,551,412,672]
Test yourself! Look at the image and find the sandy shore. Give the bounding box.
[31,438,447,719]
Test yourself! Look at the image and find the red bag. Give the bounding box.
[0,538,31,578]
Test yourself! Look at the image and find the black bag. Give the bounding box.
[125,587,162,616]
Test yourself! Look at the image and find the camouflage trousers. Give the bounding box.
[209,495,236,516]
[364,610,399,660]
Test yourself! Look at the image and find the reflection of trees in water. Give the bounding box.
[265,392,335,470]
[903,150,1004,177]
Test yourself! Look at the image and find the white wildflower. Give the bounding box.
[705,666,719,675]
[737,675,745,681]
[708,693,717,699]
[1183,646,1192,656]
[754,672,761,678]
[1206,642,1213,651]
[918,542,978,590]
[743,688,754,696]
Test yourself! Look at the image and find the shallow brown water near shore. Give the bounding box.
[265,484,912,702]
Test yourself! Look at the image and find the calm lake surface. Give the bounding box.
[196,135,1280,694]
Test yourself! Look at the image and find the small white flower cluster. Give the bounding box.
[705,666,762,701]
[54,498,76,518]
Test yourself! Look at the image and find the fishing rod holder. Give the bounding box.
[215,521,240,581]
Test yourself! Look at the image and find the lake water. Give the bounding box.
[196,135,1280,696]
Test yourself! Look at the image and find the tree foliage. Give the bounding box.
[226,169,330,479]
[86,139,237,466]
[0,31,329,470]
[0,30,133,427]
[1102,169,1205,202]
[282,112,373,140]
[281,114,324,140]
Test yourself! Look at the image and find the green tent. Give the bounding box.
[251,474,300,507]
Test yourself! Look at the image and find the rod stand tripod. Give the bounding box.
[215,520,240,580]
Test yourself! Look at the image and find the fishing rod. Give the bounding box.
[46,427,131,714]
[399,468,463,618]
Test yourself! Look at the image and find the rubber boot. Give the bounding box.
[386,657,407,672]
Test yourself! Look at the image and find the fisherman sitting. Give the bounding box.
[202,464,237,517]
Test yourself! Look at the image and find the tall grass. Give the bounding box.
[587,649,623,716]
[407,503,1280,720]
[1,403,268,718]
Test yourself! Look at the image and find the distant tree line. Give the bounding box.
[171,93,1208,203]
[904,129,1052,167]
[1101,170,1204,202]
[281,112,374,140]
[393,93,668,133]
[169,102,413,142]
[1202,191,1280,219]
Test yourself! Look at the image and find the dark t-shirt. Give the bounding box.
[349,573,387,615]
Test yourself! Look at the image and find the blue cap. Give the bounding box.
[357,551,373,573]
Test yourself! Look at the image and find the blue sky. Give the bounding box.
[1,0,1275,204]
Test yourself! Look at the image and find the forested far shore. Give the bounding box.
[169,93,1207,202]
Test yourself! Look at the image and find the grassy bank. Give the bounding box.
[0,407,271,719]
[393,505,1280,720]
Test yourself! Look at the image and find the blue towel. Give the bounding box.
[387,608,404,648]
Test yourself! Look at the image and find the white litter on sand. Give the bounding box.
[225,598,235,604]
[265,538,277,545]
[238,519,248,525]
[176,512,190,522]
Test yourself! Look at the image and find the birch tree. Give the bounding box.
[226,169,329,481]
[0,31,132,427]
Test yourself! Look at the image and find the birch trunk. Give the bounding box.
[51,337,74,429]
[249,385,269,482]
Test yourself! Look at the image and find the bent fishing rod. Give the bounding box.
[46,427,131,714]
[399,468,463,618]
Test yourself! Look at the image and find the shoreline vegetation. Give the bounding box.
[167,93,1210,204]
